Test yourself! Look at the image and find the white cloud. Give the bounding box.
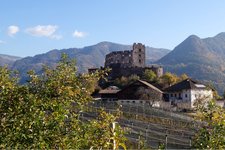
[8,25,19,36]
[72,30,87,38]
[26,25,62,39]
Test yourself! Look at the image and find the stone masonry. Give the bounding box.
[105,43,145,68]
[103,43,163,80]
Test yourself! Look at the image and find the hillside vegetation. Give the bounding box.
[10,42,169,82]
[0,54,21,67]
[157,33,225,94]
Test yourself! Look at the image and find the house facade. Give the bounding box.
[98,86,120,102]
[117,80,163,107]
[164,78,213,109]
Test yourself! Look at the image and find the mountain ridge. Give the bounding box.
[157,32,225,94]
[0,54,22,67]
[7,41,170,82]
[2,33,225,94]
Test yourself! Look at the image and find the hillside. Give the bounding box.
[11,41,169,82]
[0,54,21,67]
[88,102,194,149]
[157,33,225,94]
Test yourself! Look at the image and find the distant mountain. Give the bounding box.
[146,46,170,63]
[11,41,170,82]
[0,54,21,67]
[157,32,225,94]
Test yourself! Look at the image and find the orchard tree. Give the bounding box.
[193,100,225,149]
[0,54,126,149]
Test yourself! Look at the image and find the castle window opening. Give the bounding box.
[139,49,141,52]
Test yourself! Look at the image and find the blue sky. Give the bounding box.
[1,0,225,57]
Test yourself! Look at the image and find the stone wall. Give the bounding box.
[107,65,163,80]
[102,42,163,80]
[145,66,163,77]
[105,50,132,68]
[104,43,145,68]
[132,43,145,67]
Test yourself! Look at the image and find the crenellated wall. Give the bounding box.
[105,43,145,68]
[103,43,163,80]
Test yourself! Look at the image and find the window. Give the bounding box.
[140,101,143,103]
[139,49,142,52]
[139,54,141,57]
[175,94,177,97]
[133,101,135,103]
[179,93,182,99]
[139,59,141,63]
[185,94,188,98]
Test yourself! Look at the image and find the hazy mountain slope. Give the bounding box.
[157,33,225,94]
[0,54,21,67]
[11,41,169,82]
[146,46,170,63]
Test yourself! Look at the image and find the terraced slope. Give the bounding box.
[82,102,196,149]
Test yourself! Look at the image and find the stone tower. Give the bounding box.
[132,43,145,68]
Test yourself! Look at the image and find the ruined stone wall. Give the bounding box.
[107,65,163,80]
[104,43,146,68]
[103,43,163,80]
[104,50,132,68]
[132,43,145,68]
[145,66,163,77]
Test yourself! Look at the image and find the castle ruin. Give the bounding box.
[105,43,145,68]
[104,43,163,80]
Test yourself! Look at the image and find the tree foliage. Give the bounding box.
[143,69,157,82]
[114,75,140,88]
[158,72,179,88]
[193,100,225,149]
[179,73,188,81]
[0,54,126,149]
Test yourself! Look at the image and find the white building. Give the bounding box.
[164,78,213,109]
